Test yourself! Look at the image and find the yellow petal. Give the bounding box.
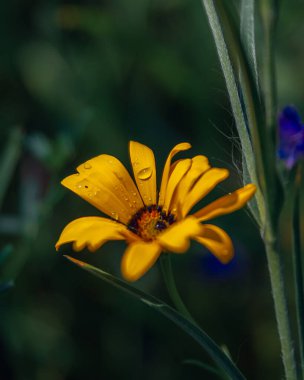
[170,155,210,213]
[194,184,257,222]
[61,155,143,224]
[121,241,161,281]
[129,141,157,206]
[163,159,192,213]
[181,168,229,217]
[56,217,128,252]
[157,216,203,253]
[194,224,234,264]
[158,142,192,206]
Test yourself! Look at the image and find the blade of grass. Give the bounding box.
[201,0,265,226]
[64,255,246,380]
[240,0,258,89]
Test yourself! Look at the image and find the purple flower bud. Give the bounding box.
[278,106,304,169]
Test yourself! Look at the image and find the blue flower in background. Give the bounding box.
[278,106,304,169]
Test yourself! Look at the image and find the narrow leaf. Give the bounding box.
[240,0,258,89]
[64,256,246,380]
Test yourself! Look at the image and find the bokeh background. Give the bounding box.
[1,0,304,379]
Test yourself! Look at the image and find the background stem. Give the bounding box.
[292,165,304,380]
[264,227,297,380]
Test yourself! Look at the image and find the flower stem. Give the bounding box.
[160,254,195,324]
[264,226,297,380]
[292,165,304,380]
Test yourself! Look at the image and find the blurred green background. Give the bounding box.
[1,0,304,379]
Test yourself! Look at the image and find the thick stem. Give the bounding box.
[264,227,297,380]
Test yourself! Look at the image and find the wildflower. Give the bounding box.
[278,106,304,169]
[56,142,256,281]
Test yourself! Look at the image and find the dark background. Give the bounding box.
[1,0,304,379]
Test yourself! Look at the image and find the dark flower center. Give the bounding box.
[127,205,176,241]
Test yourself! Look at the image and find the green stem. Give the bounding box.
[264,226,297,380]
[292,165,304,380]
[160,254,194,323]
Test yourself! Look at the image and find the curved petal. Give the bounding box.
[55,217,130,252]
[170,155,210,213]
[181,168,229,217]
[129,141,157,205]
[158,142,192,206]
[61,155,143,224]
[163,159,192,213]
[194,184,257,222]
[121,241,161,282]
[157,216,203,253]
[194,224,234,264]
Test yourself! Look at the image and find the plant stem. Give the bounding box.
[292,165,304,380]
[264,226,297,380]
[160,254,195,323]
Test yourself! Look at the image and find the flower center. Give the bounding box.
[127,205,176,241]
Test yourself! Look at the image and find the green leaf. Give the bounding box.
[64,256,246,380]
[240,0,258,89]
[201,0,266,227]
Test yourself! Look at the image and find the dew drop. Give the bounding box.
[111,212,119,221]
[137,167,153,180]
[84,163,92,169]
[88,192,93,198]
[132,192,137,197]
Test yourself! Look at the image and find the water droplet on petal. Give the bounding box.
[137,167,153,180]
[76,184,82,189]
[84,163,92,169]
[88,192,93,198]
[133,192,137,197]
[111,212,119,221]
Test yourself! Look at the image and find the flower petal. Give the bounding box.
[194,184,257,222]
[181,168,229,217]
[129,141,157,205]
[171,155,210,212]
[61,155,144,224]
[158,142,192,206]
[55,217,130,252]
[163,159,192,213]
[194,224,234,264]
[157,216,203,253]
[121,241,161,281]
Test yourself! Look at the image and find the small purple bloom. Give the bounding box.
[278,106,304,169]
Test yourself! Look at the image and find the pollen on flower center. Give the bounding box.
[127,205,176,241]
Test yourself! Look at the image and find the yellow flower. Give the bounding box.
[56,141,256,281]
